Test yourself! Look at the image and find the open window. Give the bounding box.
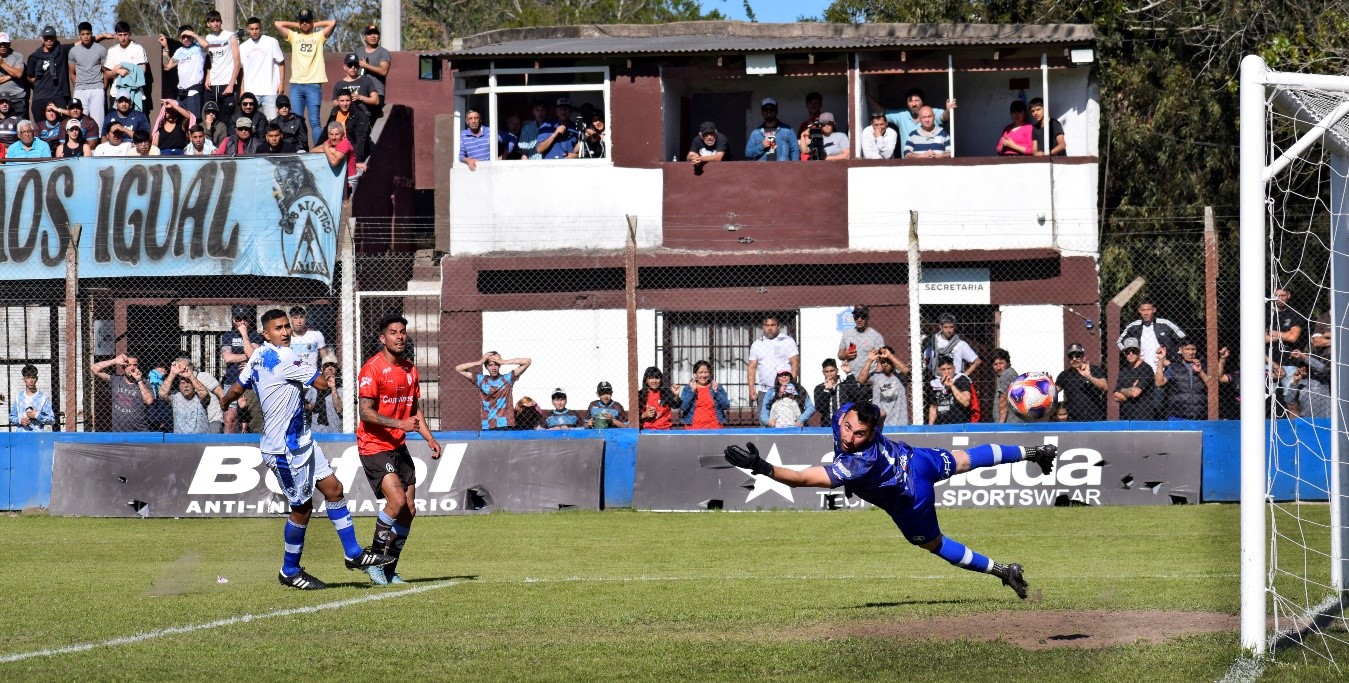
[453,64,611,164]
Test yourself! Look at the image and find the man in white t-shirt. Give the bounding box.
[203,10,242,122]
[288,305,328,368]
[103,21,148,109]
[746,315,800,419]
[239,16,285,120]
[159,27,206,118]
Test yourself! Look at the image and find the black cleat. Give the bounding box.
[278,568,327,590]
[1025,444,1058,476]
[995,563,1029,599]
[344,547,396,570]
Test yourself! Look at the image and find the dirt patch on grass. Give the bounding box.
[818,610,1238,650]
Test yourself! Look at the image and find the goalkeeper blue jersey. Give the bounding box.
[822,403,916,509]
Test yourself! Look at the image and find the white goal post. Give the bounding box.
[1240,55,1349,657]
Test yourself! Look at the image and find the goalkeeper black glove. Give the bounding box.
[723,442,774,476]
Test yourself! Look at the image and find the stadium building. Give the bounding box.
[425,21,1102,429]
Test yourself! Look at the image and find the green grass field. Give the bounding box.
[1,505,1344,681]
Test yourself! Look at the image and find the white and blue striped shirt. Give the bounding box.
[238,342,318,454]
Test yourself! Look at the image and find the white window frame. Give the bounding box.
[452,63,612,166]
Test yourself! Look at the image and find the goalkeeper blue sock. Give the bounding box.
[325,498,364,559]
[965,444,1025,470]
[935,536,992,573]
[281,521,307,577]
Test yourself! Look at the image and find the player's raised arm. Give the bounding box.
[724,443,833,488]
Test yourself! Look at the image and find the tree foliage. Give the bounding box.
[824,0,1349,335]
[401,0,722,49]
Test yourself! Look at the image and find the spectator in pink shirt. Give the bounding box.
[996,100,1033,156]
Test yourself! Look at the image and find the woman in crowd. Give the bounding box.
[637,366,678,430]
[996,100,1033,156]
[55,119,91,157]
[514,396,543,430]
[153,99,195,155]
[760,367,815,427]
[680,360,730,429]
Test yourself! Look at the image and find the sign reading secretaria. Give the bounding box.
[0,156,344,283]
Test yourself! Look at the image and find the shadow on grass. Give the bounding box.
[847,599,970,609]
[319,575,480,589]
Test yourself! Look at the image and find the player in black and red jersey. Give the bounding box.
[356,313,441,585]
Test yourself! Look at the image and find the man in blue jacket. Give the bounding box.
[744,97,799,161]
[724,402,1058,599]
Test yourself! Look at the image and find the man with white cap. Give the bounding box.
[745,97,799,161]
[1113,336,1158,420]
[536,96,579,159]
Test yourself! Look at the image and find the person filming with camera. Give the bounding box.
[805,111,849,160]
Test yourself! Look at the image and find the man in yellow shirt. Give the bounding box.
[274,9,334,146]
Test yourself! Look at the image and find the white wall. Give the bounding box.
[847,162,1098,253]
[482,309,633,409]
[449,165,663,254]
[998,305,1067,378]
[798,306,854,391]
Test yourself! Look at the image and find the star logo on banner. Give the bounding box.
[741,443,810,503]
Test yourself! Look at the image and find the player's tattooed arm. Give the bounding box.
[359,397,418,431]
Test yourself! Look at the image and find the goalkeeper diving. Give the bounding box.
[724,401,1058,599]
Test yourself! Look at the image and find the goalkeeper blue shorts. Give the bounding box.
[880,447,956,546]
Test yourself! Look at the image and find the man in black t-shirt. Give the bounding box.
[927,356,973,425]
[687,121,729,168]
[26,26,74,121]
[1113,337,1158,420]
[1268,287,1305,390]
[1054,343,1107,421]
[1029,97,1065,156]
[220,304,264,432]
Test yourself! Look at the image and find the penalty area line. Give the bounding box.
[0,580,459,665]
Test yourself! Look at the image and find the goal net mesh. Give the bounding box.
[1265,81,1349,663]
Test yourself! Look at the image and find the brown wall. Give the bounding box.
[435,249,1098,429]
[661,161,851,249]
[610,64,663,168]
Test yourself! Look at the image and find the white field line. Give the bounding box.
[0,580,459,665]
[0,571,1241,665]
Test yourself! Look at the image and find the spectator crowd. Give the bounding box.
[6,290,1329,432]
[0,12,393,191]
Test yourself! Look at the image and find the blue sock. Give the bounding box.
[326,498,364,559]
[965,444,1025,470]
[935,536,992,574]
[281,521,307,577]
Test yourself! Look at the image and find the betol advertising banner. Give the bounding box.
[50,439,603,517]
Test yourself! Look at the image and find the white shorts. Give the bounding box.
[263,443,333,506]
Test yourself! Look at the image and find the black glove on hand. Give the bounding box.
[724,442,774,476]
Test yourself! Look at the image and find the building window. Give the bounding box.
[657,310,799,420]
[453,65,610,163]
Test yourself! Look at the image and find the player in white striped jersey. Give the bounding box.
[221,308,392,589]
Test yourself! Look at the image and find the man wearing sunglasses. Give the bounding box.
[1113,337,1157,420]
[1055,342,1107,421]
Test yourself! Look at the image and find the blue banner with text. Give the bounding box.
[0,155,344,283]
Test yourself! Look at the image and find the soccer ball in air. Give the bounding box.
[1006,372,1057,421]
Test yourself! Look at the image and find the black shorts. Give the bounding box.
[362,445,415,497]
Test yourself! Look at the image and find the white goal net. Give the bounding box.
[1241,55,1349,663]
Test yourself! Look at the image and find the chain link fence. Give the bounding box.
[4,207,1328,432]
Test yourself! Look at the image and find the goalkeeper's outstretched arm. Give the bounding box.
[724,443,833,487]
